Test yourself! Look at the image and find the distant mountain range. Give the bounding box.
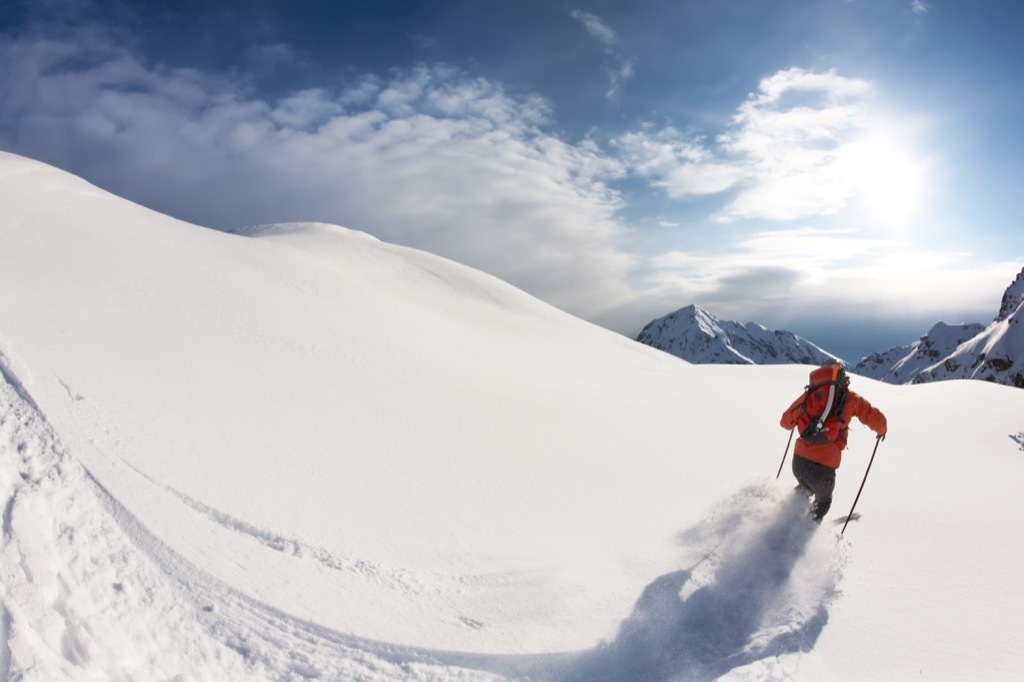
[897,267,1024,388]
[852,322,985,383]
[636,267,1024,389]
[635,304,840,367]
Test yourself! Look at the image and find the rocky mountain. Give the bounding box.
[635,304,840,366]
[636,267,1024,389]
[997,267,1024,322]
[907,267,1024,388]
[852,321,986,383]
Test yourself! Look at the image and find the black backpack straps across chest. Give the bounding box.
[833,384,849,425]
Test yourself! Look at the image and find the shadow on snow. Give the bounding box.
[529,488,833,682]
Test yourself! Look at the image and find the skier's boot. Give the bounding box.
[812,496,832,522]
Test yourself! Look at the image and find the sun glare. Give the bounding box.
[839,131,929,227]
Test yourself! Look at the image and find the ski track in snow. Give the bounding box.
[116,456,431,595]
[1,369,848,681]
[0,374,513,681]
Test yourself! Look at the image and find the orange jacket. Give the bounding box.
[780,390,887,469]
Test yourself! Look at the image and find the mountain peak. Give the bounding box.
[636,305,840,366]
[996,266,1024,322]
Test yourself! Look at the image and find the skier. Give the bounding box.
[780,363,887,521]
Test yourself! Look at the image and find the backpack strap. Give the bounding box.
[813,382,838,432]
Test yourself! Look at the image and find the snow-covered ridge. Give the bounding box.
[635,304,840,366]
[227,221,382,242]
[853,321,986,383]
[855,267,1024,388]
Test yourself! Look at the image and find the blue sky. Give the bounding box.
[2,0,1022,361]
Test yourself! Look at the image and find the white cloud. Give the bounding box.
[620,68,886,223]
[606,58,637,100]
[570,9,635,100]
[911,1,931,15]
[638,226,1015,334]
[645,227,892,295]
[613,129,697,172]
[663,163,743,197]
[268,89,344,129]
[570,10,618,47]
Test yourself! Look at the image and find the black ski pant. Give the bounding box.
[792,454,836,519]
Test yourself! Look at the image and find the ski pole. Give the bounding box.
[841,435,883,535]
[776,429,794,479]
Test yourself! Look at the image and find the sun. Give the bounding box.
[838,129,930,227]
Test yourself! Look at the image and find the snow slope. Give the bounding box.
[2,151,1024,680]
[636,305,840,366]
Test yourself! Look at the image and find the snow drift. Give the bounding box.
[2,152,1024,680]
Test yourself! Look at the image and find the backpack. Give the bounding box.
[797,364,850,444]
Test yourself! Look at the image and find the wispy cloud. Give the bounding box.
[608,60,637,100]
[644,227,894,301]
[618,68,876,222]
[570,9,636,100]
[638,226,1013,331]
[571,10,618,47]
[911,0,931,15]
